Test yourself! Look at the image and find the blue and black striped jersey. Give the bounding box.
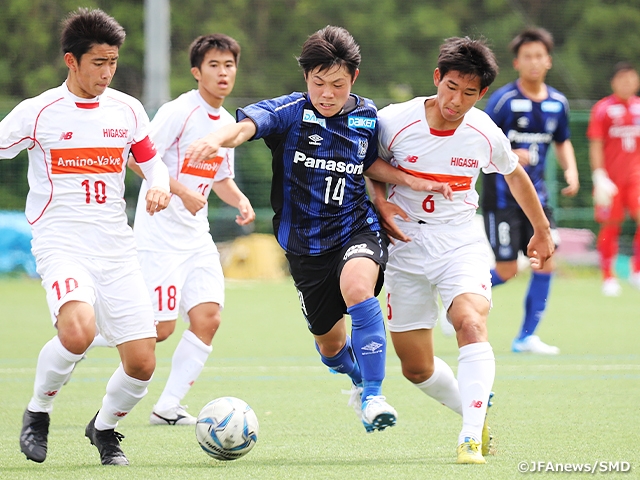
[481,81,570,210]
[237,92,381,256]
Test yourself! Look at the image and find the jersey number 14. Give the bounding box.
[324,176,345,206]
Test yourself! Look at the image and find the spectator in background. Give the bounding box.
[587,62,640,296]
[481,27,579,355]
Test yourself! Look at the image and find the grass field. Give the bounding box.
[1,269,639,479]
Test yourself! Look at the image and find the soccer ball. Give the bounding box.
[195,396,259,461]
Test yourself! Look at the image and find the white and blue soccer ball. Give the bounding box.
[195,396,259,461]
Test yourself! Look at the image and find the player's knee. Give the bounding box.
[155,321,175,342]
[455,315,487,344]
[124,355,156,381]
[401,360,435,384]
[57,323,95,354]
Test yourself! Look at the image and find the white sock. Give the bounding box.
[457,342,495,445]
[88,333,110,350]
[155,329,212,412]
[28,336,84,413]
[95,363,150,430]
[414,356,462,415]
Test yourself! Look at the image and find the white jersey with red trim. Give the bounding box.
[378,96,518,225]
[0,83,159,260]
[134,90,235,253]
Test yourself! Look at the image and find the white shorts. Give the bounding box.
[37,253,156,346]
[138,245,224,323]
[385,220,492,333]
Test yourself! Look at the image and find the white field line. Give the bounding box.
[1,364,640,375]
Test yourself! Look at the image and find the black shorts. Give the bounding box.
[484,206,557,262]
[286,230,388,336]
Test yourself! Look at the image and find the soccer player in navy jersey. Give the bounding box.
[481,27,579,355]
[187,25,452,432]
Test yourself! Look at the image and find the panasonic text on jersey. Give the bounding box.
[293,151,363,174]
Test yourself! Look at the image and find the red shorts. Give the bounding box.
[595,179,640,223]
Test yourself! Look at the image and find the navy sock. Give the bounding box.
[349,297,386,400]
[316,335,362,385]
[490,269,506,287]
[519,272,552,340]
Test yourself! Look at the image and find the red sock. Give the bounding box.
[597,224,621,279]
[633,226,640,274]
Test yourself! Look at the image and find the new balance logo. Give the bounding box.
[59,132,73,140]
[114,411,129,417]
[405,155,418,163]
[44,390,58,397]
[361,341,383,355]
[469,400,483,408]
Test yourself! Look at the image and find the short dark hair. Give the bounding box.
[189,34,241,69]
[61,8,126,62]
[612,61,637,80]
[437,37,499,91]
[297,26,360,78]
[510,27,554,56]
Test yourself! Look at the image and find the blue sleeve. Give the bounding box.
[554,103,571,143]
[484,91,506,130]
[362,126,379,170]
[236,93,303,140]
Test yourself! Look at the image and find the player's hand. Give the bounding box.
[407,177,454,200]
[592,168,618,207]
[561,167,580,197]
[145,187,170,215]
[375,199,411,244]
[236,197,256,226]
[526,229,554,270]
[179,188,207,216]
[185,133,222,164]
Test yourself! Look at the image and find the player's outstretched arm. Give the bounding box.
[212,178,256,226]
[127,155,206,215]
[186,118,257,164]
[364,158,453,200]
[366,178,411,243]
[555,140,580,197]
[504,164,554,269]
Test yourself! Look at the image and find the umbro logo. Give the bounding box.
[309,134,323,145]
[59,132,73,140]
[361,341,383,355]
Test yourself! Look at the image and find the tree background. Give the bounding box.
[2,0,640,238]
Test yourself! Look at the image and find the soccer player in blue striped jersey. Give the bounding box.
[187,25,452,432]
[481,27,580,355]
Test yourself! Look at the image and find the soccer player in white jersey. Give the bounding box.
[368,37,554,464]
[0,9,170,466]
[127,34,255,425]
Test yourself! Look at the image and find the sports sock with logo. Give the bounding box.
[316,335,362,386]
[155,329,212,412]
[96,363,150,430]
[489,269,506,287]
[415,356,462,415]
[28,335,84,413]
[348,297,386,400]
[457,342,495,445]
[518,271,552,340]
